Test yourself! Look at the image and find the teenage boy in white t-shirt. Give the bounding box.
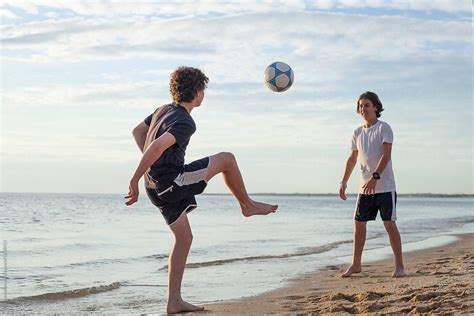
[339,91,405,278]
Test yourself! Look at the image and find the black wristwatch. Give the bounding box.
[372,172,380,180]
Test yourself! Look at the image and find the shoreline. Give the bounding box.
[206,233,473,314]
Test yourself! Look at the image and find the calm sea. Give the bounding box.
[1,193,472,313]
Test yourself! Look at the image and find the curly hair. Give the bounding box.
[357,91,384,118]
[169,66,209,103]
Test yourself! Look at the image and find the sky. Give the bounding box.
[1,0,472,195]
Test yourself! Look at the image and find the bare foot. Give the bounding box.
[241,199,278,217]
[341,264,361,277]
[392,266,406,278]
[167,300,205,314]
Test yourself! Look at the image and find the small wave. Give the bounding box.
[67,257,131,268]
[13,237,46,243]
[47,253,168,269]
[143,253,168,260]
[449,216,474,225]
[14,282,121,301]
[159,239,353,270]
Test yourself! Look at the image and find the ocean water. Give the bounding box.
[0,193,472,314]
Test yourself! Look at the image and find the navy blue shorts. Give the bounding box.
[146,157,210,225]
[354,192,397,222]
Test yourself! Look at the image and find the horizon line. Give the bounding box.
[0,192,473,198]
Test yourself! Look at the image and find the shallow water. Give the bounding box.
[1,193,472,313]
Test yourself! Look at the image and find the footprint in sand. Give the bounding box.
[328,304,356,313]
[436,257,453,261]
[356,303,385,313]
[414,269,430,275]
[329,293,357,302]
[393,307,413,314]
[283,295,305,300]
[410,302,441,313]
[396,294,413,302]
[430,270,451,275]
[329,291,386,303]
[306,294,322,303]
[355,292,386,301]
[409,292,440,303]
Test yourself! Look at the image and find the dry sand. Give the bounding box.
[204,233,473,315]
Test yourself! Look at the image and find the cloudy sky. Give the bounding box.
[1,0,472,194]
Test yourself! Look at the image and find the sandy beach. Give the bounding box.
[206,233,473,315]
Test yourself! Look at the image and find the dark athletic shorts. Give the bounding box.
[146,157,210,225]
[354,191,397,222]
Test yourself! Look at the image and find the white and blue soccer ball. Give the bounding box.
[264,61,294,92]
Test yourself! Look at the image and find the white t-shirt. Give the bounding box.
[351,120,396,194]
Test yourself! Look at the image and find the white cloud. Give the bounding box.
[2,1,308,20]
[1,81,170,110]
[2,1,39,15]
[0,8,19,19]
[1,11,469,74]
[2,131,138,163]
[44,11,59,18]
[2,0,470,21]
[335,0,471,12]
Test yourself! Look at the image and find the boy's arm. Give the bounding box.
[374,142,392,175]
[132,121,150,153]
[362,142,392,195]
[125,132,176,206]
[339,150,358,200]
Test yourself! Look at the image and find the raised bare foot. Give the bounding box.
[167,300,205,314]
[241,199,278,217]
[341,264,362,277]
[392,266,406,278]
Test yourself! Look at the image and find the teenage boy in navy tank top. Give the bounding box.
[125,66,278,314]
[339,91,405,278]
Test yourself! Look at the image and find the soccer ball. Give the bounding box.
[264,61,294,92]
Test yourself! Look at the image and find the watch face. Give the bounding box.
[373,172,380,179]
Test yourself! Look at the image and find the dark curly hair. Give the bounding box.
[169,66,209,103]
[357,91,384,118]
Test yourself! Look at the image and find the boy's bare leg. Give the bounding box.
[384,220,406,277]
[167,213,205,314]
[205,152,278,216]
[342,220,366,277]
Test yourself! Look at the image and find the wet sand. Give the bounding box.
[205,233,473,315]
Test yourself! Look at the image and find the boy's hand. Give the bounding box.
[339,181,347,200]
[125,179,139,205]
[362,178,376,195]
